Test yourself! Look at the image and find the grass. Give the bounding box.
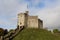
[12,28,60,40]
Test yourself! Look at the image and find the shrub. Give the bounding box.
[4,29,8,35]
[0,28,4,36]
[53,29,59,33]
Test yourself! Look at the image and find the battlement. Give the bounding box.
[28,16,38,19]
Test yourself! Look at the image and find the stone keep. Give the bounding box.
[17,11,43,29]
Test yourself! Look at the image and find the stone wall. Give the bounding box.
[17,11,43,29]
[24,12,28,28]
[27,16,38,28]
[17,13,26,29]
[0,36,2,40]
[38,19,43,28]
[17,11,29,29]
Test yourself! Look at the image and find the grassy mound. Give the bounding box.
[12,28,60,40]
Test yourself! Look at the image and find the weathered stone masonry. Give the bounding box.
[17,11,43,29]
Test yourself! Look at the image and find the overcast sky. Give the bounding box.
[0,0,60,30]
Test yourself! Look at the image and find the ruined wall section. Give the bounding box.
[17,13,25,27]
[17,11,43,29]
[27,16,38,28]
[17,11,29,28]
[38,19,43,28]
[24,12,28,27]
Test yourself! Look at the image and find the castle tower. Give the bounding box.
[17,4,43,29]
[17,11,28,29]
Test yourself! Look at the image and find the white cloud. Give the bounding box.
[0,0,20,29]
[0,0,28,30]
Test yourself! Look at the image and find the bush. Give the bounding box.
[53,29,59,33]
[0,28,4,36]
[4,29,8,35]
[9,29,15,33]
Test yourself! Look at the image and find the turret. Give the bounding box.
[24,11,29,15]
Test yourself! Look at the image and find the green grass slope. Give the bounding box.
[12,28,60,40]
